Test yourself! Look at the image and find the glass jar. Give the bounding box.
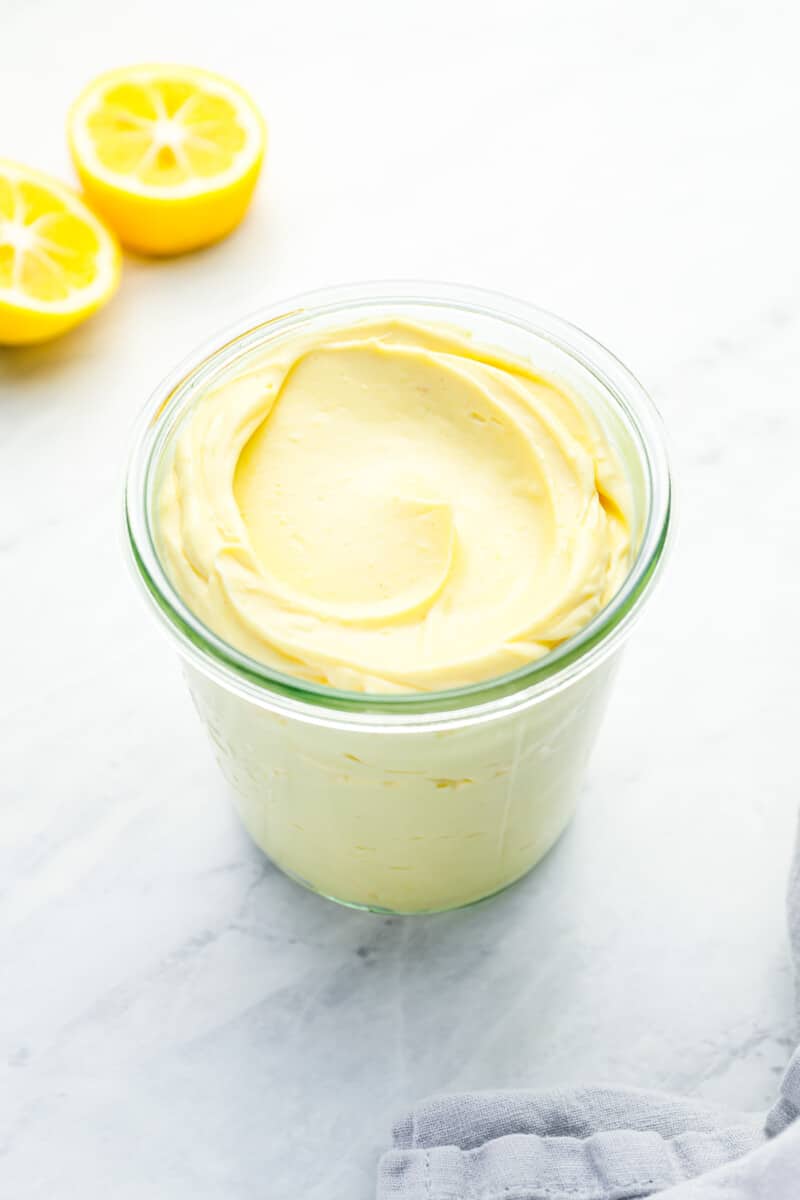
[125,282,671,914]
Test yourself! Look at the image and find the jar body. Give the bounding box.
[125,283,671,915]
[184,653,620,913]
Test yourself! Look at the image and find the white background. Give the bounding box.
[1,2,798,1197]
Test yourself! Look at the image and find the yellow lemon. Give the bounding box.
[0,160,120,346]
[68,64,267,256]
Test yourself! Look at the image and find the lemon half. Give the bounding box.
[0,160,120,345]
[68,64,267,256]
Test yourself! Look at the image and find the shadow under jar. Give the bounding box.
[125,282,671,914]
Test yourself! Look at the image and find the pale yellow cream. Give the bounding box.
[157,320,633,693]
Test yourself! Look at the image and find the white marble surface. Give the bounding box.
[2,1,799,1196]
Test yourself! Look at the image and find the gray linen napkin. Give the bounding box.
[377,822,800,1199]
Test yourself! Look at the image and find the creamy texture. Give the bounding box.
[185,652,618,911]
[157,319,634,692]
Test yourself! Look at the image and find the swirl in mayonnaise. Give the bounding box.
[156,319,633,692]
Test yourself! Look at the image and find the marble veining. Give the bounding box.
[1,1,799,1196]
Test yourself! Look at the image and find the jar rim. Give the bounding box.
[124,280,672,727]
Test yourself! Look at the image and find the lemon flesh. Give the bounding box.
[68,65,266,255]
[0,160,120,345]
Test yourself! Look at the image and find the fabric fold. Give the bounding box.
[393,1088,760,1149]
[765,1051,800,1138]
[380,1123,762,1200]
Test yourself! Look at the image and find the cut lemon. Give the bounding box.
[68,64,267,256]
[0,160,120,345]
